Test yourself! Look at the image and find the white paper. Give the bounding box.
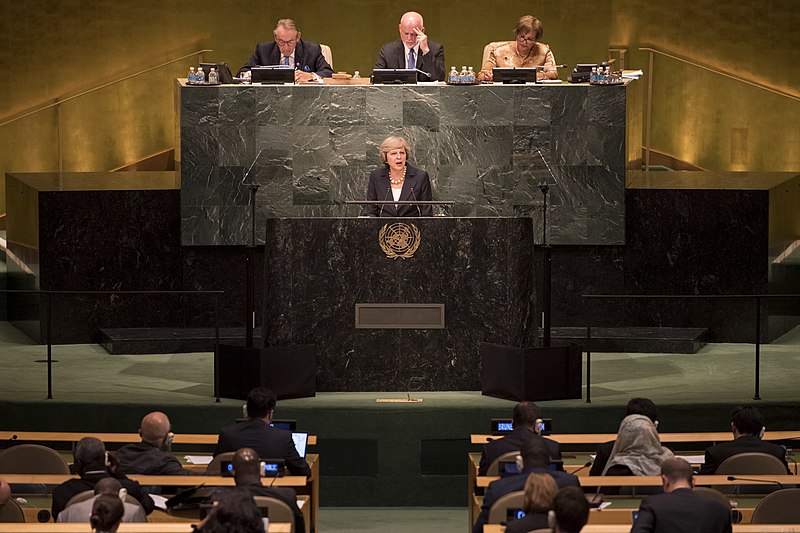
[184,455,214,465]
[150,494,169,511]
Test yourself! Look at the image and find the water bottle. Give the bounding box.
[459,66,468,84]
[467,67,475,83]
[195,67,205,83]
[448,66,458,84]
[188,67,196,84]
[208,67,219,84]
[353,71,361,79]
[590,67,597,83]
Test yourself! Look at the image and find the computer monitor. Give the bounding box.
[251,66,294,84]
[292,431,309,458]
[269,419,297,431]
[492,68,538,84]
[491,418,514,435]
[372,69,417,84]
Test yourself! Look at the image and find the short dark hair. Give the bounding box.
[513,401,542,428]
[90,494,124,532]
[246,387,277,419]
[75,437,106,468]
[553,485,589,533]
[201,488,264,533]
[731,405,764,436]
[521,434,551,469]
[660,457,693,484]
[626,398,657,423]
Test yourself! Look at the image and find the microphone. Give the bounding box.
[726,475,785,489]
[414,68,431,78]
[377,186,391,217]
[570,461,593,476]
[268,467,280,488]
[409,187,422,216]
[536,148,557,181]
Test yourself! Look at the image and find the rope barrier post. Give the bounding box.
[46,292,53,400]
[214,292,220,403]
[754,295,762,400]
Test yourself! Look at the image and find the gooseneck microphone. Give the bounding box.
[377,186,391,217]
[570,461,594,476]
[409,187,421,216]
[726,475,785,489]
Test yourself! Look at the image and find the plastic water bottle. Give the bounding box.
[459,66,468,83]
[195,67,205,83]
[208,67,219,84]
[448,66,458,84]
[353,71,361,79]
[188,67,196,84]
[467,67,475,83]
[590,67,597,83]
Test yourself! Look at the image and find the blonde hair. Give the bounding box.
[379,136,411,164]
[523,472,558,513]
[514,15,543,40]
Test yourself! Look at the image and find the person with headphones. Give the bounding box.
[699,404,789,475]
[116,411,197,477]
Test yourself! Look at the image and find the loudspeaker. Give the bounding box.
[219,344,316,400]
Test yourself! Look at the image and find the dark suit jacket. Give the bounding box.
[51,471,155,519]
[116,442,195,476]
[364,163,433,217]
[472,467,579,533]
[239,39,333,77]
[478,427,563,475]
[631,488,732,533]
[699,435,789,475]
[504,511,550,533]
[214,418,311,477]
[374,39,445,81]
[212,483,305,533]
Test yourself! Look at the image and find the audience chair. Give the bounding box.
[693,487,736,522]
[205,452,235,475]
[715,452,788,494]
[750,488,800,524]
[64,489,145,510]
[481,41,512,69]
[0,444,70,474]
[487,451,520,477]
[529,530,551,533]
[320,44,333,70]
[253,495,296,533]
[0,498,25,522]
[487,490,525,524]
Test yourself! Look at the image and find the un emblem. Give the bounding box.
[378,222,421,260]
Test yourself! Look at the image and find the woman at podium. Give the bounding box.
[363,135,433,217]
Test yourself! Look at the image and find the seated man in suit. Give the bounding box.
[374,11,445,82]
[699,404,789,474]
[239,18,333,81]
[209,447,304,533]
[590,397,659,476]
[51,437,154,519]
[632,457,732,533]
[552,485,590,533]
[478,401,562,475]
[214,387,311,477]
[473,435,579,533]
[116,411,197,477]
[57,477,146,523]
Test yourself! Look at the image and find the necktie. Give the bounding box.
[283,56,290,66]
[407,48,415,70]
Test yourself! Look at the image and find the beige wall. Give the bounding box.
[1,0,797,212]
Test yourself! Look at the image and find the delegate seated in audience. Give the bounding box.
[58,477,146,523]
[209,447,304,533]
[479,400,562,475]
[590,398,659,476]
[504,472,558,533]
[0,476,10,507]
[214,387,311,477]
[195,488,265,533]
[699,404,789,474]
[631,457,732,533]
[89,493,124,533]
[473,435,579,533]
[477,15,559,82]
[552,485,590,533]
[116,411,197,476]
[602,412,673,476]
[51,437,154,519]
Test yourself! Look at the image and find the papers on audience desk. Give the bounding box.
[622,69,644,79]
[185,455,214,465]
[150,494,170,511]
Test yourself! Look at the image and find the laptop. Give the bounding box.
[250,66,294,84]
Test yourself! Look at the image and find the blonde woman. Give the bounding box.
[364,135,432,217]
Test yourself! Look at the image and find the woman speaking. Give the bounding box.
[363,135,433,217]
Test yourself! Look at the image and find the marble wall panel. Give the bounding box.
[180,83,635,246]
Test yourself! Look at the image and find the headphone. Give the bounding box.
[534,418,543,435]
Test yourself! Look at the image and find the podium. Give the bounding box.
[480,342,582,401]
[218,344,316,400]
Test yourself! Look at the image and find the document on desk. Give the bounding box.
[185,455,214,465]
[151,494,169,511]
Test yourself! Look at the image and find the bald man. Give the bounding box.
[375,11,445,81]
[116,412,195,476]
[0,476,11,507]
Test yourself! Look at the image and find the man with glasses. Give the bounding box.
[374,11,445,82]
[477,15,558,82]
[239,18,333,82]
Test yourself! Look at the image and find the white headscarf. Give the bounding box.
[602,414,674,476]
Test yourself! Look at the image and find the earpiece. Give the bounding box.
[534,418,543,435]
[758,426,766,439]
[164,431,175,448]
[242,403,248,418]
[548,509,556,528]
[104,452,110,467]
[515,454,523,473]
[118,488,128,501]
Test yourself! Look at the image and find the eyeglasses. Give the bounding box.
[276,39,296,46]
[516,35,537,43]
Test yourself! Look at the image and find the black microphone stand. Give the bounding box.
[538,182,552,347]
[245,182,260,348]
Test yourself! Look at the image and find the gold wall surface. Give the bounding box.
[2,0,798,214]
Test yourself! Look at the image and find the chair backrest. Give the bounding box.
[716,452,788,475]
[693,487,732,510]
[482,41,512,69]
[529,529,552,533]
[488,490,525,524]
[64,490,143,510]
[0,444,71,474]
[320,44,333,70]
[750,488,800,524]
[252,495,295,533]
[0,498,25,522]
[487,450,520,477]
[205,452,235,474]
